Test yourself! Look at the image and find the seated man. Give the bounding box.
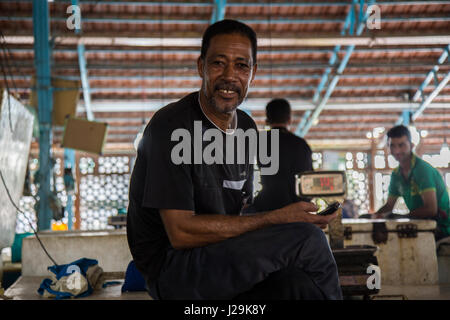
[372,125,450,241]
[342,199,359,219]
[250,98,313,212]
[126,20,342,300]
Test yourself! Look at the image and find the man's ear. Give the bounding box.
[197,57,204,79]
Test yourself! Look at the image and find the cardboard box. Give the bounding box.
[61,117,108,155]
[30,77,81,126]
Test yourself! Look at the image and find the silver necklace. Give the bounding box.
[198,94,237,135]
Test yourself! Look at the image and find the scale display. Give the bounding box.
[296,171,346,197]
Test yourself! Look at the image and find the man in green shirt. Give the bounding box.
[374,125,450,241]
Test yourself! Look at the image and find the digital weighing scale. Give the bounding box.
[296,171,380,299]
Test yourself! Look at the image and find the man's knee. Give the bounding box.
[234,266,325,300]
[285,222,330,250]
[277,266,326,299]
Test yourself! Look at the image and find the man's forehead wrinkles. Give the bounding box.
[208,52,252,64]
[207,43,252,57]
[209,49,251,58]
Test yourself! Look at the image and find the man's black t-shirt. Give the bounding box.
[127,92,257,284]
[252,127,313,212]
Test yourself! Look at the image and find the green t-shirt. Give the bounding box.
[388,153,450,237]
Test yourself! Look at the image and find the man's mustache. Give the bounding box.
[215,83,241,95]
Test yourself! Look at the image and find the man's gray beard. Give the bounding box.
[207,93,243,115]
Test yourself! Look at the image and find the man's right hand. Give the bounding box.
[161,201,338,249]
[272,201,338,229]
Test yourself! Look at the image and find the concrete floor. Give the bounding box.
[3,275,450,300]
[374,284,450,300]
[3,275,151,300]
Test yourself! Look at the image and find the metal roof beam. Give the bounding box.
[6,47,450,58]
[300,0,377,137]
[211,0,227,24]
[8,0,450,6]
[5,34,450,46]
[71,0,94,121]
[5,84,441,92]
[396,110,411,126]
[73,100,450,113]
[311,1,358,104]
[412,45,450,102]
[295,110,311,136]
[4,15,450,24]
[394,44,450,124]
[411,71,450,121]
[64,0,84,231]
[6,72,442,81]
[8,59,450,70]
[300,2,353,133]
[77,44,94,121]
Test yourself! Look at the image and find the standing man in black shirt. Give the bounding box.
[127,19,342,300]
[251,98,313,212]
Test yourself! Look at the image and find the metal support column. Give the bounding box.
[412,45,450,102]
[211,0,227,24]
[412,71,450,121]
[66,1,93,229]
[393,71,450,125]
[72,0,94,121]
[299,0,376,137]
[296,9,354,135]
[77,44,94,121]
[389,44,449,144]
[63,148,76,230]
[33,0,53,231]
[295,110,311,136]
[397,110,411,126]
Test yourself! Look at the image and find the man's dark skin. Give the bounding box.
[160,32,337,250]
[373,135,438,219]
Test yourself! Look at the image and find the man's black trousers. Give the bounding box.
[148,222,343,300]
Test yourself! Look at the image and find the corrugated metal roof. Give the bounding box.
[0,0,449,152]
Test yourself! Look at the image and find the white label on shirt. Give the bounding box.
[223,179,246,190]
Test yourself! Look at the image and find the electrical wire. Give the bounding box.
[0,41,14,132]
[0,169,58,267]
[0,1,96,268]
[0,30,26,94]
[0,35,58,265]
[0,30,29,115]
[0,1,98,268]
[0,29,32,134]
